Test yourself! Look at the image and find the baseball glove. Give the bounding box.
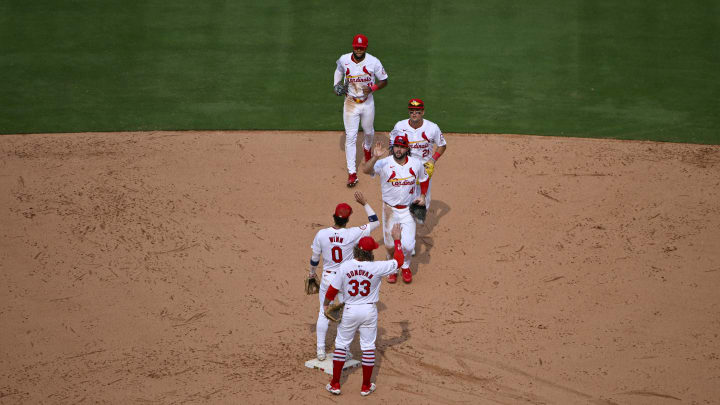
[334,82,348,96]
[410,202,427,224]
[424,160,435,179]
[305,274,320,295]
[324,302,345,322]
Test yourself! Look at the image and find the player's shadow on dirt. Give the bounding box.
[339,316,410,383]
[373,318,411,381]
[311,309,411,384]
[412,199,450,273]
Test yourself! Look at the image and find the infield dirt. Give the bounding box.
[1,131,719,404]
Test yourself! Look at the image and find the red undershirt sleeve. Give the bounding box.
[420,179,429,195]
[393,240,404,268]
[325,285,339,302]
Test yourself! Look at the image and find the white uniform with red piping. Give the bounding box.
[311,225,374,307]
[392,118,446,209]
[327,258,399,351]
[334,53,388,175]
[372,155,428,268]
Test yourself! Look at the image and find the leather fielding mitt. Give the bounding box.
[424,160,435,179]
[305,274,320,295]
[410,202,427,224]
[334,82,348,96]
[324,302,345,322]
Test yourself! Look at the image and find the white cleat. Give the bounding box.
[326,383,341,395]
[317,349,326,361]
[360,383,376,396]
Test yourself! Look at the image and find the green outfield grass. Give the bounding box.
[1,0,718,144]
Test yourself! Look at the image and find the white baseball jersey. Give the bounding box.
[373,156,429,206]
[329,259,399,305]
[334,53,388,102]
[392,119,446,163]
[311,225,374,272]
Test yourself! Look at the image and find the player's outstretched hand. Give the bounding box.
[391,223,402,240]
[372,141,385,158]
[413,194,427,207]
[354,191,367,206]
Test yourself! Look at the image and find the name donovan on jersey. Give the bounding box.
[346,269,374,279]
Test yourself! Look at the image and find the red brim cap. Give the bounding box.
[408,98,424,109]
[358,236,379,251]
[334,203,353,218]
[392,135,409,147]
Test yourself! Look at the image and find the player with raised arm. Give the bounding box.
[323,224,405,396]
[391,98,447,216]
[362,134,429,283]
[308,192,379,361]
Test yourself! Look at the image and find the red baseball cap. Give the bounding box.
[353,34,368,49]
[358,236,379,251]
[391,134,410,148]
[408,98,424,110]
[334,203,353,219]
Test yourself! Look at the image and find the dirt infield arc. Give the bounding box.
[1,130,719,404]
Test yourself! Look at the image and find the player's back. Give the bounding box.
[312,226,367,272]
[336,259,398,304]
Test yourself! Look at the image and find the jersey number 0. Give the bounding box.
[331,246,343,263]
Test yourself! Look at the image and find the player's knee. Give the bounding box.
[403,239,415,253]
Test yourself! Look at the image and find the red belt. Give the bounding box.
[324,270,336,274]
[351,97,367,103]
[385,202,407,209]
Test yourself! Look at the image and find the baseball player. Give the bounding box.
[361,134,429,283]
[324,224,405,396]
[309,191,380,361]
[333,33,388,188]
[391,98,447,213]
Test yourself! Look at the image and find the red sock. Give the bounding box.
[331,348,347,385]
[332,360,345,384]
[364,148,372,162]
[362,350,375,386]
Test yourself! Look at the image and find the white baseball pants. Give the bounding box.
[316,272,344,350]
[334,303,378,351]
[343,96,376,174]
[382,204,416,269]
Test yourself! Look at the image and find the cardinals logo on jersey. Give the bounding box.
[362,66,371,76]
[386,169,416,187]
[421,132,430,142]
